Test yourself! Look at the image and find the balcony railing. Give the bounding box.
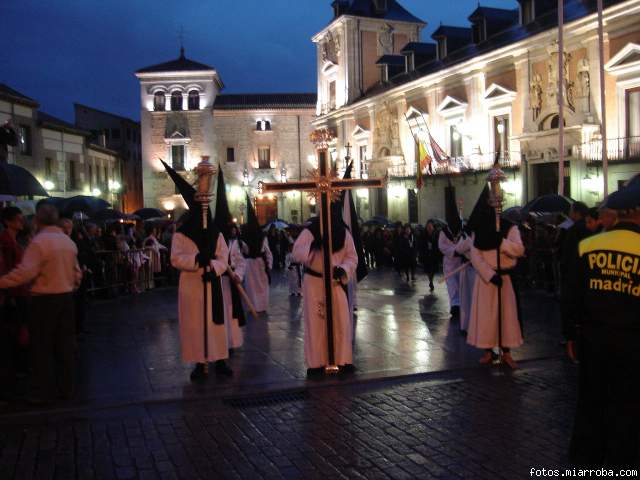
[576,136,640,164]
[364,150,520,178]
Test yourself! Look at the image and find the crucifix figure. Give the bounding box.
[259,128,385,373]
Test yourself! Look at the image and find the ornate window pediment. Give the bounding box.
[605,43,640,76]
[437,96,468,118]
[484,83,517,107]
[351,125,370,140]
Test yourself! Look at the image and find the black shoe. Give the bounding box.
[214,360,233,377]
[339,364,356,374]
[306,367,324,378]
[190,363,207,381]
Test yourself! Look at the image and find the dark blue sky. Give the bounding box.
[1,0,516,123]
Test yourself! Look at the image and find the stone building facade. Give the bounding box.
[1,84,122,208]
[313,0,640,223]
[136,50,317,224]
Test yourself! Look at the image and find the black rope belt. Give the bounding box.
[496,269,515,275]
[304,267,322,278]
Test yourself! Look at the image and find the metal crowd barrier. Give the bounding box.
[86,247,172,295]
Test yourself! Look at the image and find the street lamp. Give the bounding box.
[91,188,102,197]
[43,180,55,191]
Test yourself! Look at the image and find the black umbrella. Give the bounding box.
[61,195,111,216]
[627,173,640,189]
[362,215,392,227]
[93,208,126,221]
[522,194,573,215]
[133,207,165,220]
[0,163,49,197]
[502,206,523,224]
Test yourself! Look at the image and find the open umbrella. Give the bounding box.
[61,195,111,217]
[93,208,126,221]
[362,215,392,227]
[133,207,165,220]
[262,218,289,231]
[522,194,573,215]
[627,173,640,189]
[0,163,49,197]
[502,206,523,224]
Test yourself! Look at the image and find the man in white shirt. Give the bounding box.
[0,202,81,404]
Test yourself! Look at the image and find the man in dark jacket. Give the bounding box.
[566,185,640,468]
[560,202,591,341]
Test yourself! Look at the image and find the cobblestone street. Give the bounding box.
[0,358,577,479]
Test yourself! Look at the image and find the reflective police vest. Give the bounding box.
[576,223,640,334]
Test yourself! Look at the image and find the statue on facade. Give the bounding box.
[321,31,340,65]
[578,57,591,113]
[530,73,543,121]
[379,24,394,55]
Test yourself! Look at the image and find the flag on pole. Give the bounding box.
[417,142,432,188]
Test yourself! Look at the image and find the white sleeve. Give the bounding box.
[292,229,313,265]
[500,226,525,259]
[262,237,273,270]
[230,240,246,280]
[210,234,229,277]
[470,247,495,283]
[170,233,199,272]
[338,232,358,282]
[438,232,456,258]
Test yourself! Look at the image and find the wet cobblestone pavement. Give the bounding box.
[0,358,577,479]
[3,269,564,410]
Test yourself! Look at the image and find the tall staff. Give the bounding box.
[558,0,565,195]
[195,156,216,372]
[597,0,609,196]
[487,163,506,362]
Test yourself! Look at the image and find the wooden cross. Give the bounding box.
[259,128,385,373]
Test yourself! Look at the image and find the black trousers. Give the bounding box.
[28,294,75,401]
[570,335,640,468]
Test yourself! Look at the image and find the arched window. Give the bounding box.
[170,91,183,111]
[153,92,165,111]
[188,90,200,110]
[256,120,271,131]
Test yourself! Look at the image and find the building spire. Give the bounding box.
[179,25,185,59]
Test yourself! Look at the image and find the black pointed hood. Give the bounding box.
[161,159,219,254]
[444,180,462,240]
[341,161,367,281]
[214,168,233,242]
[467,185,512,250]
[241,194,265,257]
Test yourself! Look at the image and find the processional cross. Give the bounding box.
[259,128,385,373]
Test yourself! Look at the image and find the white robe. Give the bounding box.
[243,237,273,313]
[223,238,247,349]
[454,233,477,332]
[467,226,525,349]
[438,231,461,307]
[171,232,229,363]
[292,229,358,368]
[285,252,302,295]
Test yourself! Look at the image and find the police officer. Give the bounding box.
[566,184,640,468]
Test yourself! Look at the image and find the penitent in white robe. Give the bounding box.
[292,229,358,368]
[454,233,477,332]
[439,231,461,308]
[242,237,273,313]
[467,225,525,349]
[171,232,229,363]
[285,252,302,295]
[223,238,247,349]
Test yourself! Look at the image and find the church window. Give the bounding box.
[256,120,271,131]
[67,159,78,190]
[188,90,200,110]
[153,92,165,111]
[329,81,336,109]
[171,91,183,111]
[171,144,185,171]
[45,157,53,178]
[521,0,534,25]
[18,125,32,155]
[258,147,271,169]
[437,39,447,60]
[226,147,235,163]
[625,87,640,138]
[493,115,510,162]
[359,145,368,178]
[450,125,462,157]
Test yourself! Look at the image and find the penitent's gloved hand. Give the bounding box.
[333,266,347,282]
[490,274,503,287]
